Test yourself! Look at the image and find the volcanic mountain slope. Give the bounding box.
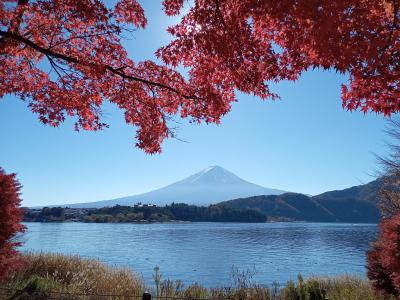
[65,166,287,208]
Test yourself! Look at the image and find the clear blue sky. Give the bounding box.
[0,1,390,207]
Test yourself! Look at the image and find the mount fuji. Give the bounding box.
[65,166,287,208]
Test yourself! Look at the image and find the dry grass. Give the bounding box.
[0,253,394,300]
[307,275,388,300]
[153,273,390,300]
[1,252,144,299]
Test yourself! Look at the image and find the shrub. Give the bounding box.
[367,213,400,298]
[0,168,25,282]
[7,275,66,300]
[282,280,297,299]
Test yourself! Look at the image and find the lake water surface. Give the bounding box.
[20,222,377,287]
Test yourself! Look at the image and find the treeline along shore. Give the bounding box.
[23,204,268,223]
[23,192,382,224]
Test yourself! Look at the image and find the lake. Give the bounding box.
[20,222,377,287]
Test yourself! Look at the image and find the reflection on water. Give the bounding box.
[20,222,377,287]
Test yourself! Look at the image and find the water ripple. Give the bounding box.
[20,222,377,287]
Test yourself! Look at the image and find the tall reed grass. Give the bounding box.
[0,252,394,300]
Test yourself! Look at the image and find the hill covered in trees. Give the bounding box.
[221,179,382,222]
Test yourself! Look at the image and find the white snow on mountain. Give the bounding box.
[64,166,287,208]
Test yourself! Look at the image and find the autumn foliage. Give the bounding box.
[1,0,399,153]
[0,168,25,282]
[367,212,400,298]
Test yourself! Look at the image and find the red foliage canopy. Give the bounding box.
[367,212,400,297]
[1,0,399,153]
[0,168,25,282]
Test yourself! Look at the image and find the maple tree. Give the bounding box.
[0,168,25,282]
[367,212,400,298]
[0,0,398,153]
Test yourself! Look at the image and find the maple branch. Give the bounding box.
[214,0,242,47]
[0,0,28,49]
[389,0,399,45]
[49,30,122,49]
[10,0,29,34]
[0,30,200,100]
[214,0,228,31]
[382,0,399,56]
[47,55,69,89]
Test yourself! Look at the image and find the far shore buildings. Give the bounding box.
[133,202,157,208]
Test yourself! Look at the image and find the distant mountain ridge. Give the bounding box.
[56,166,383,222]
[220,179,382,223]
[64,166,287,208]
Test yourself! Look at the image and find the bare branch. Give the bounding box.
[377,118,400,219]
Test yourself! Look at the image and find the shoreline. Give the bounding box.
[21,220,379,224]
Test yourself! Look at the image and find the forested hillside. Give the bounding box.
[221,179,381,222]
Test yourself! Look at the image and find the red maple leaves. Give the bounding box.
[0,0,399,153]
[0,168,25,282]
[161,0,399,115]
[367,212,400,297]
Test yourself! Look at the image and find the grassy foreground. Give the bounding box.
[0,253,393,300]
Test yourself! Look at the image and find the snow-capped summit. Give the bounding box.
[177,165,247,185]
[65,166,287,208]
